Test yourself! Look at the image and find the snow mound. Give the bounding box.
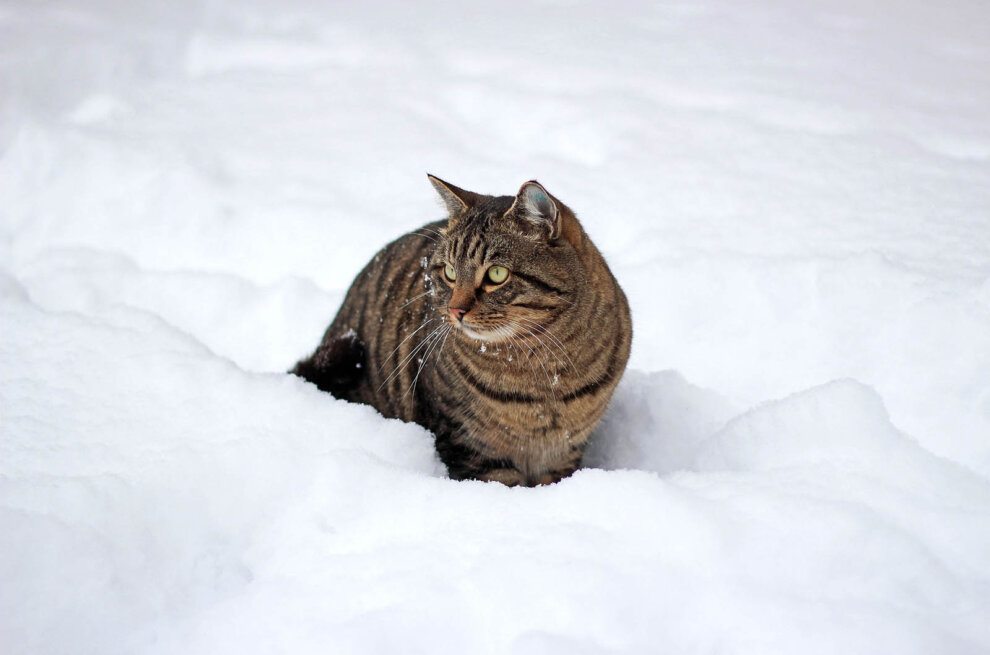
[698,379,908,471]
[585,370,738,475]
[1,291,442,653]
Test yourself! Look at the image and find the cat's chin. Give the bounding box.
[458,324,513,343]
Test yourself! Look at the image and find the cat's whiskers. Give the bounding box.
[408,324,450,398]
[514,316,574,371]
[516,322,570,372]
[398,290,433,310]
[420,227,447,241]
[379,323,446,391]
[435,325,452,365]
[508,318,568,373]
[505,322,558,402]
[380,318,439,368]
[507,332,555,402]
[379,327,442,393]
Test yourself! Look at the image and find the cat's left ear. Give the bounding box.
[506,181,562,240]
[427,174,484,218]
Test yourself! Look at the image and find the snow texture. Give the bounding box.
[2,1,989,653]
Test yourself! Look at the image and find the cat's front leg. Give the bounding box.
[528,466,579,486]
[475,468,526,487]
[476,463,579,487]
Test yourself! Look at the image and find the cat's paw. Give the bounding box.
[475,468,526,487]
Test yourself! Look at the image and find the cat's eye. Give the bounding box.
[443,264,457,282]
[486,266,509,284]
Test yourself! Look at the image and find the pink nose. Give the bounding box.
[449,307,467,322]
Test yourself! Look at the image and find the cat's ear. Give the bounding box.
[427,174,483,218]
[505,180,562,240]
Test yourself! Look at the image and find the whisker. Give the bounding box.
[507,323,557,402]
[379,323,445,390]
[408,325,447,398]
[435,326,451,365]
[507,333,546,396]
[380,318,438,369]
[420,227,446,239]
[515,316,574,370]
[509,319,567,372]
[398,290,433,310]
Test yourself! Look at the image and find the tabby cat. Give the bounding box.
[292,175,632,486]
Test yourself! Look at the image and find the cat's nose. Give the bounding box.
[449,307,467,322]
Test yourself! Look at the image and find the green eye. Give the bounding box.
[487,266,509,284]
[444,264,457,282]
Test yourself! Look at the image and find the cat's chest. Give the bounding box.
[454,342,569,404]
[435,345,579,430]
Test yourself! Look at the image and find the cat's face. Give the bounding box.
[426,178,585,343]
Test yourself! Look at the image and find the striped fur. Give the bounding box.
[293,176,632,486]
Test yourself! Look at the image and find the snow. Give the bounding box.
[2,0,989,653]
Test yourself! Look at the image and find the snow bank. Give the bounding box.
[2,0,989,653]
[1,289,440,653]
[5,300,988,654]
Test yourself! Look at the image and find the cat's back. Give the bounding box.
[297,221,444,420]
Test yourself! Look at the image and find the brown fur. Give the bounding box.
[293,176,632,486]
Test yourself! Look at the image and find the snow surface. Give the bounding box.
[2,1,989,653]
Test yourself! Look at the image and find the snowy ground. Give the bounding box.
[2,1,989,653]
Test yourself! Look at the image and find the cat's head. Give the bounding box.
[426,175,588,343]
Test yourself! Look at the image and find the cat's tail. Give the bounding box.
[290,330,366,399]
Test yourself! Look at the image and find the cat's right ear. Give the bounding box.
[427,174,483,219]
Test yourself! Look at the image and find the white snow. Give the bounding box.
[2,1,989,653]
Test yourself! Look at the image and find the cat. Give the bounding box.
[292,175,632,486]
